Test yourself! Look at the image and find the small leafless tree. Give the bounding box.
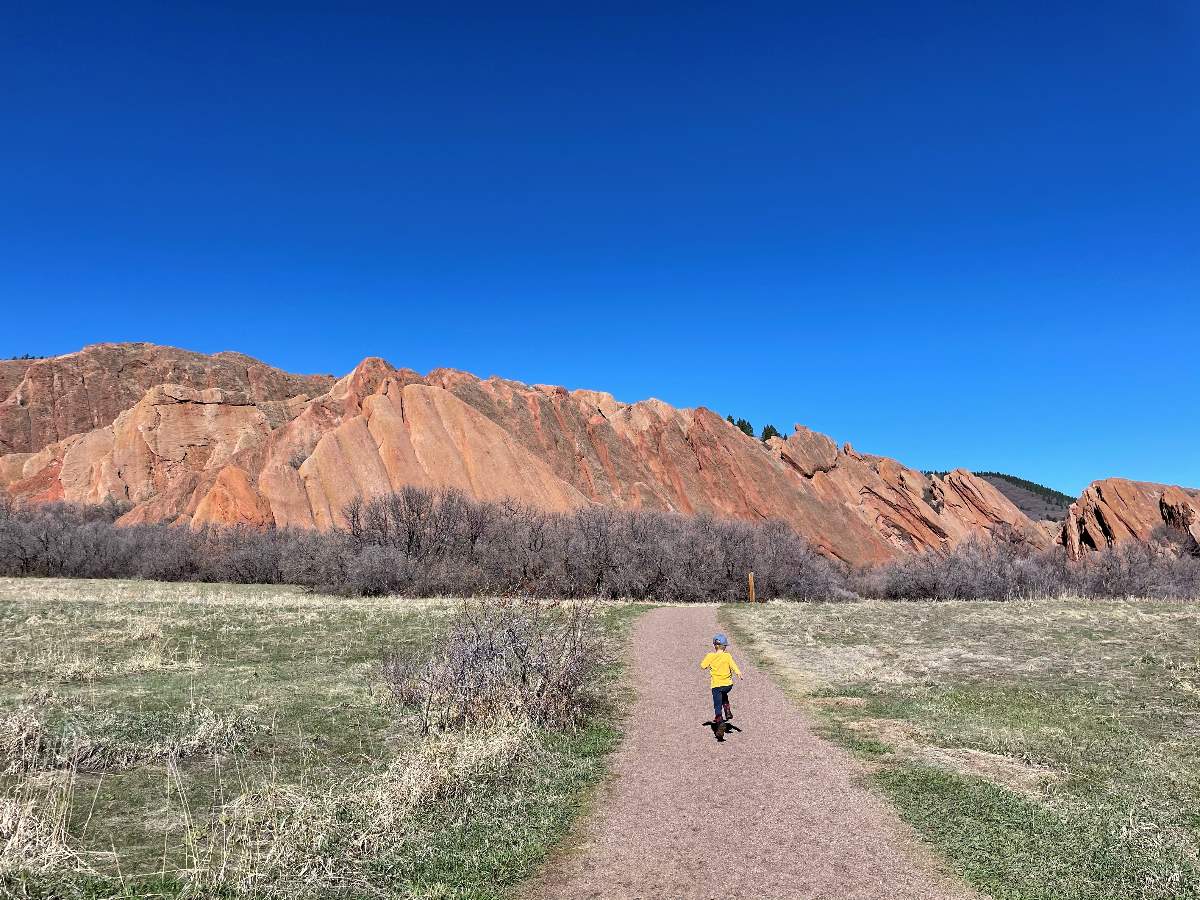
[382,597,604,733]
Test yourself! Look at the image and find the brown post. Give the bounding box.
[748,570,756,604]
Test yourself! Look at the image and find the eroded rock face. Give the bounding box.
[1063,478,1200,558]
[293,379,590,529]
[193,466,275,529]
[0,343,333,455]
[1162,486,1200,548]
[0,344,1066,565]
[769,426,838,478]
[2,383,286,520]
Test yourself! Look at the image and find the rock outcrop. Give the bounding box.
[0,344,1066,565]
[0,343,333,456]
[1063,478,1200,558]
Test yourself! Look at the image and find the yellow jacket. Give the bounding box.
[700,650,741,688]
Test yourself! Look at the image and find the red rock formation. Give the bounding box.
[193,466,275,529]
[0,343,333,455]
[1063,478,1200,558]
[1161,486,1200,548]
[0,344,1065,566]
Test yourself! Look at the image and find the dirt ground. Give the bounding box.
[523,606,974,900]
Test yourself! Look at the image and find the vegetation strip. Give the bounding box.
[3,491,1197,603]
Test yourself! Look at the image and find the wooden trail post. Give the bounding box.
[748,571,756,604]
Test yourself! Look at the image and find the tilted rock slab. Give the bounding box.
[1,344,1054,566]
[1063,478,1200,558]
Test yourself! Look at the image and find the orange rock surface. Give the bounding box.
[0,343,332,456]
[1063,478,1200,558]
[0,344,1079,566]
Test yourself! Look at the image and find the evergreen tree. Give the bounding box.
[760,423,781,442]
[726,415,755,437]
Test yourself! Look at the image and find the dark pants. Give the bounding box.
[711,685,733,719]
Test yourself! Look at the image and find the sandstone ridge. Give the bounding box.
[5,343,1171,567]
[1063,478,1200,558]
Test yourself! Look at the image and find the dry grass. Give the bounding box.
[0,700,265,775]
[733,595,1200,690]
[189,721,544,897]
[725,596,1200,900]
[0,778,82,877]
[0,577,632,899]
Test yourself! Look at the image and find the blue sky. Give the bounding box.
[2,2,1197,495]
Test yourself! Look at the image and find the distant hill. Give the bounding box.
[923,471,1072,521]
[976,473,1073,521]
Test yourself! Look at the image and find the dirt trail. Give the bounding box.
[525,606,972,900]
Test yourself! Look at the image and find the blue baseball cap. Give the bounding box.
[713,633,728,646]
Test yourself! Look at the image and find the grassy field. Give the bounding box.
[0,578,638,899]
[724,597,1200,900]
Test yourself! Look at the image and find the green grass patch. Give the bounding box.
[877,765,1200,900]
[725,597,1200,900]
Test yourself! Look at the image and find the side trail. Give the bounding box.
[525,606,973,900]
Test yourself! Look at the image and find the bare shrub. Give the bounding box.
[315,491,843,601]
[856,529,1200,601]
[0,489,849,600]
[752,519,845,601]
[1074,541,1200,600]
[2,490,1197,601]
[383,598,604,733]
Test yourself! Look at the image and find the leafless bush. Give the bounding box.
[1,490,1197,600]
[321,490,843,600]
[1073,540,1200,600]
[855,532,1046,601]
[856,530,1200,601]
[382,598,604,733]
[1151,524,1200,559]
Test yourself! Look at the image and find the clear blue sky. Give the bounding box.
[2,2,1197,496]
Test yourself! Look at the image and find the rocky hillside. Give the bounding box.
[2,342,1184,567]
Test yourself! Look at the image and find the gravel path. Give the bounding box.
[524,606,973,900]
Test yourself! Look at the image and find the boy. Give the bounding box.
[700,633,741,724]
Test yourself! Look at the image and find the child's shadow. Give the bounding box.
[701,721,743,743]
